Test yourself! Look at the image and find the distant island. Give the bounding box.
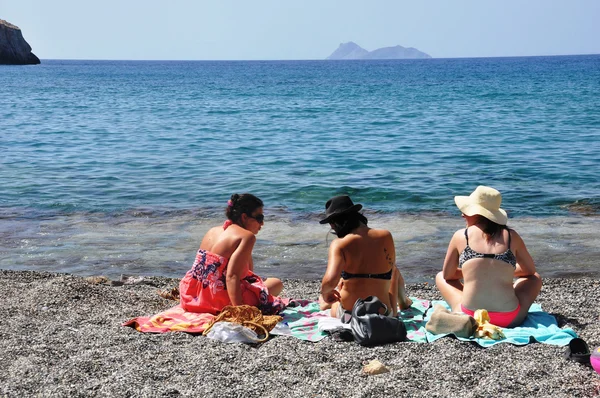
[0,19,40,65]
[327,42,431,60]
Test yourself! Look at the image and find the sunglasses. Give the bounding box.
[247,213,264,223]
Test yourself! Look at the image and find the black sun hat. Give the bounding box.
[319,195,363,224]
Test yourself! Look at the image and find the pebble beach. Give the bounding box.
[1,269,599,397]
[2,8,600,397]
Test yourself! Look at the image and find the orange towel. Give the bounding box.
[123,304,214,334]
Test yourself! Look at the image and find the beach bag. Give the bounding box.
[425,304,478,338]
[202,305,282,343]
[350,296,407,346]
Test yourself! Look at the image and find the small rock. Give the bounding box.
[362,359,389,375]
[158,287,180,301]
[84,276,109,285]
[121,275,146,285]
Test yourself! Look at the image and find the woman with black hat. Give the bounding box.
[318,195,412,319]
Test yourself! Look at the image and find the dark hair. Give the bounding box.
[474,215,507,242]
[330,212,368,238]
[225,193,263,224]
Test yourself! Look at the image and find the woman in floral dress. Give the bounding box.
[179,193,288,315]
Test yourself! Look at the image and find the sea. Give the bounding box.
[1,55,599,282]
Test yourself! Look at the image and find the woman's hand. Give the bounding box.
[321,289,341,304]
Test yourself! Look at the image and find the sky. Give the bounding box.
[2,0,600,60]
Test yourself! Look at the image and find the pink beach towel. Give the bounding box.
[123,304,214,334]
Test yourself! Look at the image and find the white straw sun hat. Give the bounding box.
[454,186,508,225]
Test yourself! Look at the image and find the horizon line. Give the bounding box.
[32,52,600,62]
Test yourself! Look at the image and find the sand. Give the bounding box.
[1,269,599,397]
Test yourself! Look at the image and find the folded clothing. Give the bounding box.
[425,304,477,338]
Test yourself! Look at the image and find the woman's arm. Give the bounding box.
[512,230,537,277]
[385,233,399,314]
[320,239,345,304]
[226,233,256,306]
[442,230,463,281]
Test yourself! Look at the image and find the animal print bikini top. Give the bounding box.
[458,227,517,268]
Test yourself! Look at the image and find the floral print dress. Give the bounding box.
[179,223,289,315]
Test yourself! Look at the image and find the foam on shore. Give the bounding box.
[2,211,599,282]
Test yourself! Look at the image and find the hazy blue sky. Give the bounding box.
[3,0,599,60]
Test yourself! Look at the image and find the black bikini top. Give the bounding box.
[458,227,517,269]
[341,268,393,280]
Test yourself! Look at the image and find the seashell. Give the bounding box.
[84,276,109,285]
[363,359,390,375]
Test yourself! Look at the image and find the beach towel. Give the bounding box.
[399,297,430,343]
[425,301,578,347]
[123,300,322,336]
[269,300,330,342]
[123,304,214,334]
[271,298,431,343]
[123,298,432,341]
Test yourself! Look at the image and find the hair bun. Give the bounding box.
[225,193,263,224]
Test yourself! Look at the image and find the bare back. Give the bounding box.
[334,226,395,312]
[199,224,256,273]
[200,226,239,258]
[458,227,518,311]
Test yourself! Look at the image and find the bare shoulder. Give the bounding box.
[449,228,466,247]
[508,228,526,246]
[507,227,521,238]
[331,235,357,254]
[203,226,224,240]
[207,226,224,235]
[369,227,393,240]
[450,228,465,241]
[229,224,256,243]
[200,226,225,250]
[329,236,344,249]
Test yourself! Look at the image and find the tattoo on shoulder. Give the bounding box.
[384,248,394,267]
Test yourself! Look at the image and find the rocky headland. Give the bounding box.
[327,41,431,60]
[0,19,40,65]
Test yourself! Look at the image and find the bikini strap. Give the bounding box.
[506,228,512,248]
[223,220,233,230]
[464,227,469,245]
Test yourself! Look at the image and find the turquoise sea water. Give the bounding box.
[1,56,599,281]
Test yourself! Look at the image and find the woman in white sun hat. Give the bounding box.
[436,186,542,327]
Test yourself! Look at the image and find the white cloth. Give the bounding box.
[317,315,351,332]
[205,321,263,344]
